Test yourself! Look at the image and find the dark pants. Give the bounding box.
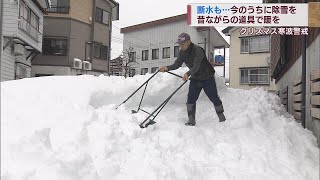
[187,76,222,106]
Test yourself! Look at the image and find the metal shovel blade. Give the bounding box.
[131,110,138,114]
[139,119,156,128]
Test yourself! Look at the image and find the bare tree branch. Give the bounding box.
[110,46,139,78]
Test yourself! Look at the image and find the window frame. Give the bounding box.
[240,38,249,53]
[240,35,270,54]
[151,67,159,73]
[95,7,110,25]
[240,67,270,85]
[142,50,149,61]
[19,1,40,40]
[46,0,70,14]
[93,43,108,60]
[129,51,136,62]
[162,47,170,59]
[42,37,68,56]
[141,68,148,75]
[152,48,159,60]
[129,68,136,77]
[174,46,179,57]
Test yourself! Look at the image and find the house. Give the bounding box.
[267,0,320,146]
[1,0,46,81]
[120,14,229,76]
[222,27,276,92]
[31,0,119,77]
[110,56,123,76]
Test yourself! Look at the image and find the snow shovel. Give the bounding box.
[116,70,187,128]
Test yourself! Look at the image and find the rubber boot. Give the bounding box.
[214,104,226,122]
[185,103,196,126]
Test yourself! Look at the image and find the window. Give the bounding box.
[47,0,69,13]
[240,36,270,53]
[102,10,109,25]
[93,44,108,60]
[101,45,108,59]
[163,47,170,59]
[95,8,103,23]
[129,52,136,62]
[43,38,68,56]
[30,12,39,30]
[240,69,249,84]
[95,8,109,25]
[240,68,270,85]
[129,69,136,77]
[141,68,148,75]
[250,36,270,53]
[94,44,101,58]
[19,1,39,40]
[174,46,179,57]
[142,50,148,61]
[152,49,159,60]
[240,38,249,53]
[151,67,159,73]
[19,1,29,21]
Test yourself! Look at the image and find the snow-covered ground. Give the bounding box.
[1,68,319,180]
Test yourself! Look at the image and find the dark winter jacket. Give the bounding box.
[167,43,215,80]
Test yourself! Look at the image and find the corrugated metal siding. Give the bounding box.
[270,34,280,75]
[15,50,32,78]
[1,44,32,81]
[1,47,15,81]
[2,0,18,37]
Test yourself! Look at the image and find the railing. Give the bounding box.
[18,16,41,42]
[45,6,70,13]
[281,86,288,112]
[293,76,302,122]
[310,69,320,120]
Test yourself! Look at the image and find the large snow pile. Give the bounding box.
[1,68,319,180]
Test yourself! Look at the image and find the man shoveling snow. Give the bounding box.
[160,32,226,125]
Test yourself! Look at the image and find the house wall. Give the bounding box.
[1,0,42,81]
[271,28,320,81]
[2,0,18,38]
[32,65,83,76]
[33,0,113,75]
[1,38,32,81]
[1,42,16,81]
[123,20,214,75]
[17,0,44,52]
[276,34,320,146]
[32,65,107,76]
[70,0,93,24]
[94,0,111,45]
[69,19,91,65]
[92,0,113,73]
[32,17,70,66]
[229,28,276,91]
